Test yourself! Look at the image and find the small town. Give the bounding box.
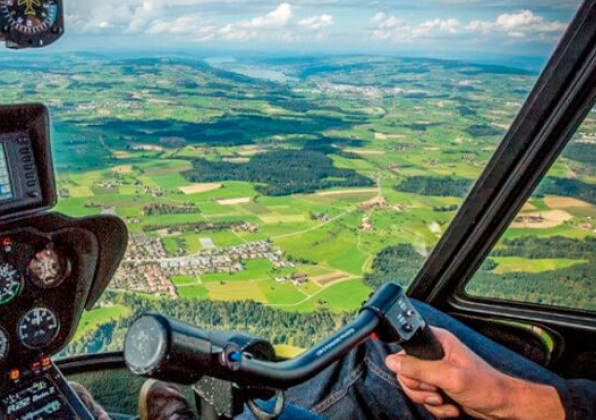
[110,235,296,299]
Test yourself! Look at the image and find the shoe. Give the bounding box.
[139,379,196,420]
[70,382,112,420]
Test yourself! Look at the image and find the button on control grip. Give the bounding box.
[400,324,445,361]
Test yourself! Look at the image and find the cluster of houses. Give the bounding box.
[125,234,168,261]
[275,272,308,286]
[159,240,286,272]
[111,238,296,297]
[111,262,179,299]
[514,214,545,226]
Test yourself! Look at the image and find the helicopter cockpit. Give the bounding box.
[0,1,595,420]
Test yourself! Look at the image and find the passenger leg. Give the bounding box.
[279,300,566,420]
[70,382,112,420]
[138,379,197,420]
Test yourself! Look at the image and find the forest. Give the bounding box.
[364,244,426,289]
[183,149,374,196]
[467,236,596,310]
[67,292,352,356]
[537,177,596,205]
[394,176,475,198]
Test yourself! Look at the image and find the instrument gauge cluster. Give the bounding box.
[0,229,81,368]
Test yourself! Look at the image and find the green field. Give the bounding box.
[15,53,591,353]
[492,257,587,274]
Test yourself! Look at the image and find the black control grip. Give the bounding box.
[401,324,460,408]
[400,324,444,361]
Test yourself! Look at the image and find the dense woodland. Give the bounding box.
[394,176,474,198]
[364,244,426,289]
[468,236,596,310]
[66,293,351,355]
[537,177,596,205]
[183,149,374,196]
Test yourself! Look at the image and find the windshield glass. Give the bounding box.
[0,1,579,356]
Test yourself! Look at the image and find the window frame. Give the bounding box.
[408,0,596,331]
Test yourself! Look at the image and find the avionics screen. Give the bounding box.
[0,143,13,202]
[0,376,80,420]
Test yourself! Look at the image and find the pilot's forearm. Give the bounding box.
[499,377,565,420]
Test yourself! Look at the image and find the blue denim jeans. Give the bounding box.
[241,300,565,420]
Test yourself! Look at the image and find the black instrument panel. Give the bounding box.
[0,226,98,371]
[0,105,56,223]
[0,364,95,420]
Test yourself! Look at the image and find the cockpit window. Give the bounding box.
[466,105,596,312]
[0,1,580,356]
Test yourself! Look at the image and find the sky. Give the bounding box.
[21,0,587,60]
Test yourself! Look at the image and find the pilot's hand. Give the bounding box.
[385,327,565,420]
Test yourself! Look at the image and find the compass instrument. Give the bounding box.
[0,0,64,49]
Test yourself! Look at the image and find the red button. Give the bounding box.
[1,237,14,248]
[9,369,20,381]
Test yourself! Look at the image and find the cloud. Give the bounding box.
[466,10,567,39]
[298,14,335,31]
[147,14,218,41]
[218,3,294,41]
[369,13,461,42]
[368,9,567,43]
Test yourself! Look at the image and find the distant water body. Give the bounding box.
[205,57,298,83]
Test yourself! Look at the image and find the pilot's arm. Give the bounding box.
[386,328,596,420]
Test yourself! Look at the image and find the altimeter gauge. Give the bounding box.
[18,306,60,349]
[0,262,23,306]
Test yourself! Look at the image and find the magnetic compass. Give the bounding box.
[0,0,59,35]
[0,0,63,49]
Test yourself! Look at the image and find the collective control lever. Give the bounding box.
[124,283,447,391]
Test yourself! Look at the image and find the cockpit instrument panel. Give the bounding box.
[0,0,64,49]
[0,105,56,224]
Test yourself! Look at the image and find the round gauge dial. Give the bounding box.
[0,0,60,35]
[18,307,60,349]
[0,328,8,363]
[28,246,71,289]
[0,262,23,306]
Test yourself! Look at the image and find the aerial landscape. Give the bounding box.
[0,51,594,355]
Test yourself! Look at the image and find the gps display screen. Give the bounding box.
[0,143,13,202]
[0,376,80,420]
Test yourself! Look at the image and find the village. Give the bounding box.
[110,234,296,299]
